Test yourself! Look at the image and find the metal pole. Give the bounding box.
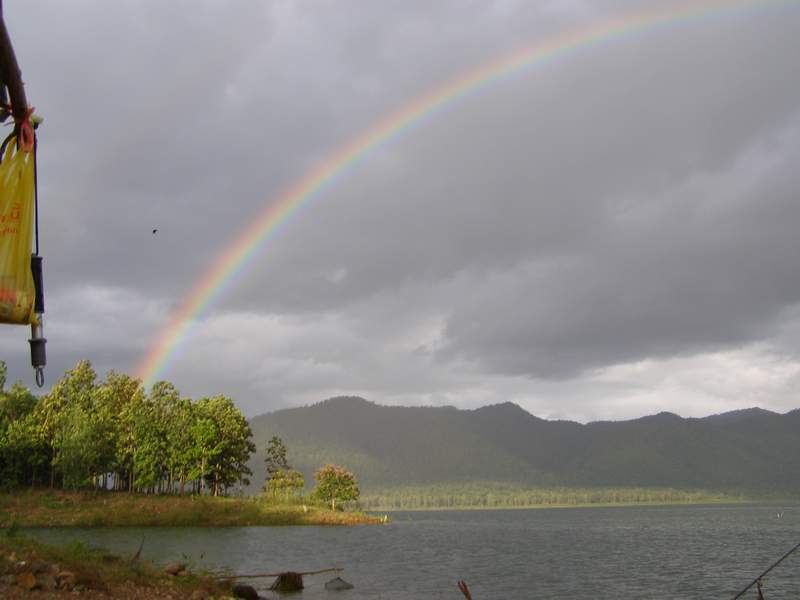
[730,541,800,600]
[0,0,29,122]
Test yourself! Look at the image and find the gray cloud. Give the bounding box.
[3,1,800,420]
[439,117,800,377]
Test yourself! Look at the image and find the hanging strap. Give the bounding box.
[0,102,35,151]
[17,105,34,151]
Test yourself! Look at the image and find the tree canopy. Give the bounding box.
[0,360,255,495]
[266,468,305,498]
[313,464,360,510]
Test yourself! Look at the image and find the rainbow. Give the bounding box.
[136,0,797,386]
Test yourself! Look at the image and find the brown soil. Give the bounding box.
[0,537,232,599]
[0,580,218,599]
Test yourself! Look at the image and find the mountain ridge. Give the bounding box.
[268,395,795,424]
[247,396,800,493]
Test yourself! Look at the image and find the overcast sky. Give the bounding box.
[2,0,800,422]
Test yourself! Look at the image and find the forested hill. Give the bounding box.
[248,397,800,493]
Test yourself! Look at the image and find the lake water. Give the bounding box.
[25,504,800,599]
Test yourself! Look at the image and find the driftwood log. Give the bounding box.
[217,567,342,581]
[218,566,343,592]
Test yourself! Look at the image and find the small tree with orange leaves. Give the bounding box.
[313,464,359,510]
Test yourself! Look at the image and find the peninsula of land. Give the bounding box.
[0,491,380,528]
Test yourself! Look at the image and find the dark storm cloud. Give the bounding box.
[227,5,800,380]
[3,1,800,415]
[7,0,605,293]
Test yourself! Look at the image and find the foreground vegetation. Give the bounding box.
[359,483,752,510]
[0,530,231,598]
[0,490,380,527]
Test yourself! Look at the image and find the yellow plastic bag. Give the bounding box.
[0,136,36,325]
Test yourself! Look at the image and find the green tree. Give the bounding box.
[313,464,359,510]
[0,376,43,488]
[267,468,305,499]
[265,435,290,477]
[96,371,145,491]
[0,380,37,424]
[165,396,195,494]
[188,410,218,495]
[125,381,178,493]
[36,360,98,487]
[2,411,47,488]
[194,396,256,496]
[56,404,104,489]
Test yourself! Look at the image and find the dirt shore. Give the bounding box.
[1,536,233,599]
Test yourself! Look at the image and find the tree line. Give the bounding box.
[358,483,742,510]
[0,360,255,495]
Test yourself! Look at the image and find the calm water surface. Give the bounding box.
[26,504,800,599]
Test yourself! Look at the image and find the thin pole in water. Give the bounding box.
[730,540,800,600]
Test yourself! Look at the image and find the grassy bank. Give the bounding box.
[359,483,755,510]
[0,531,230,598]
[0,490,381,527]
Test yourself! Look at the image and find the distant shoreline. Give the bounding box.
[370,499,762,512]
[358,485,790,512]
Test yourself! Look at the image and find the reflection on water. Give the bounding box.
[25,504,800,599]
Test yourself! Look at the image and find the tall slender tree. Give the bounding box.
[265,435,290,477]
